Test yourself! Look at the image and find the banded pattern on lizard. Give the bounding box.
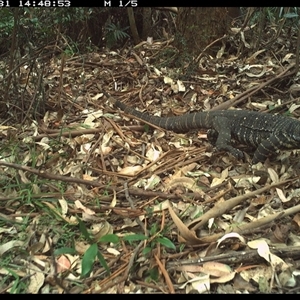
[114,100,300,164]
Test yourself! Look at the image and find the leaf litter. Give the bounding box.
[1,22,300,295]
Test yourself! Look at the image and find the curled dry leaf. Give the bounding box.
[292,213,300,229]
[179,272,210,294]
[75,200,95,215]
[84,109,104,125]
[165,177,205,195]
[217,232,246,248]
[276,188,288,202]
[58,198,69,216]
[91,221,113,241]
[168,163,197,179]
[247,239,289,270]
[177,80,186,92]
[168,205,203,245]
[240,265,273,286]
[267,167,279,183]
[101,129,114,147]
[211,167,229,187]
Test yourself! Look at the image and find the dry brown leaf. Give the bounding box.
[75,241,90,255]
[26,263,45,293]
[165,177,205,195]
[168,205,203,245]
[56,255,72,273]
[91,221,113,241]
[178,272,210,294]
[211,168,228,187]
[210,271,236,283]
[203,262,232,277]
[75,200,95,215]
[292,213,300,229]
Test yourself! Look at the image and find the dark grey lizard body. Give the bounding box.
[114,100,300,163]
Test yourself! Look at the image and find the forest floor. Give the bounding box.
[1,26,300,294]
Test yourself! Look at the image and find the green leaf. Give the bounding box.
[98,234,119,244]
[143,124,150,133]
[97,250,110,274]
[149,223,158,236]
[54,247,77,256]
[77,218,92,242]
[123,234,147,242]
[81,244,98,278]
[142,246,152,256]
[146,267,159,282]
[156,237,176,250]
[283,12,298,19]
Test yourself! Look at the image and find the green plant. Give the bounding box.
[0,267,28,293]
[105,22,129,48]
[77,219,110,278]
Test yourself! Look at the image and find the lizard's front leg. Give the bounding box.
[212,117,244,159]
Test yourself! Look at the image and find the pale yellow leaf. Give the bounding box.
[58,198,68,216]
[118,165,143,175]
[0,240,24,256]
[179,272,210,294]
[101,146,112,155]
[91,93,104,100]
[146,144,161,162]
[163,76,174,85]
[248,239,289,269]
[177,80,186,92]
[26,263,45,294]
[276,188,288,202]
[210,271,236,283]
[102,129,114,146]
[75,200,95,215]
[268,167,279,183]
[107,247,121,256]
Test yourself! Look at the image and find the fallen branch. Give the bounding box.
[0,161,204,201]
[167,245,300,268]
[188,178,294,231]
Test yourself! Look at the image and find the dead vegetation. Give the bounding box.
[1,9,300,294]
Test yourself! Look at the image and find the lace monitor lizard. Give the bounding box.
[112,98,300,164]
